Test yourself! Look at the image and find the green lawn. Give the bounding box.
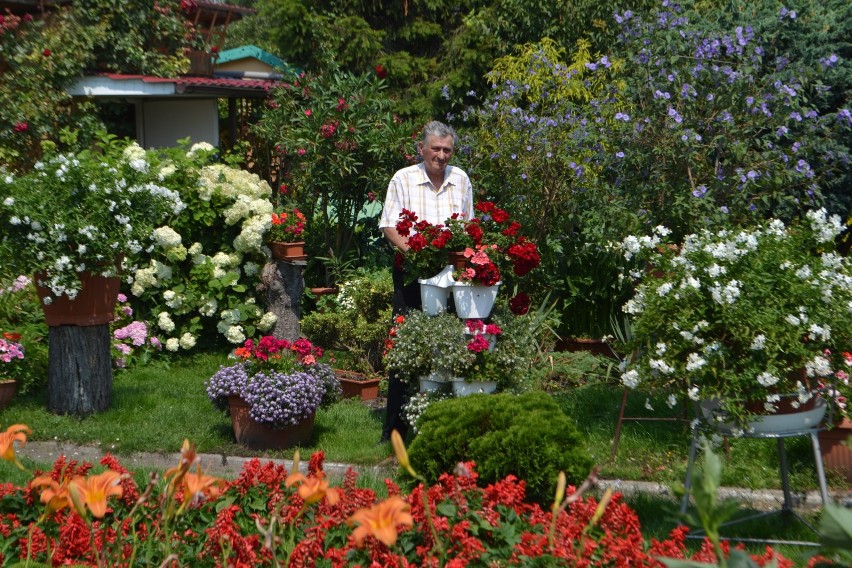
[2,351,842,494]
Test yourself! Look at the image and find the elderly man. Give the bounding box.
[377,120,474,442]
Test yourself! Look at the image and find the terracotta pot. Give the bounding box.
[310,287,338,297]
[0,379,17,411]
[819,418,852,483]
[554,337,618,359]
[34,271,120,326]
[227,395,315,450]
[335,370,382,401]
[269,241,307,261]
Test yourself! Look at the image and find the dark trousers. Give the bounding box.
[381,262,421,440]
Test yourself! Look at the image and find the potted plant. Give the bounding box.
[0,332,24,409]
[266,207,307,260]
[205,335,339,449]
[452,319,505,396]
[385,308,541,397]
[818,351,852,482]
[301,267,394,391]
[0,139,185,314]
[396,201,541,317]
[384,311,469,392]
[619,209,852,432]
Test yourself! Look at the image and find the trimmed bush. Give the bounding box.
[408,391,594,503]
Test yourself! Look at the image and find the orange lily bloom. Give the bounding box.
[68,470,125,518]
[178,469,226,512]
[164,439,199,495]
[348,495,414,548]
[0,424,31,470]
[285,470,340,506]
[31,475,72,516]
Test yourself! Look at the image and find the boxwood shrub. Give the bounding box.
[407,391,594,504]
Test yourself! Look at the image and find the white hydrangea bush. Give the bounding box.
[127,144,277,349]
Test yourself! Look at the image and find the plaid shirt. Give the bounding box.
[379,163,474,229]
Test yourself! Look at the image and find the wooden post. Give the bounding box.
[259,260,304,342]
[47,325,112,415]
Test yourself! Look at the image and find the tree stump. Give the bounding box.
[259,260,303,341]
[47,324,113,415]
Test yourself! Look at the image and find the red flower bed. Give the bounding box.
[0,438,821,567]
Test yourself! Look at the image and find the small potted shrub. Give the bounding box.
[206,335,339,449]
[619,209,852,432]
[266,207,307,260]
[301,267,393,400]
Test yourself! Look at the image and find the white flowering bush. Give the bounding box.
[0,138,185,300]
[619,209,852,427]
[127,142,278,348]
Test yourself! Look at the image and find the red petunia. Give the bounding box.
[374,64,387,79]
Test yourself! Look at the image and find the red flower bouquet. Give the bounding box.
[395,201,541,283]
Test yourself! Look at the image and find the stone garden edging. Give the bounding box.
[17,441,852,511]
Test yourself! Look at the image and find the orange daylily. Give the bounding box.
[31,475,73,516]
[177,468,226,512]
[348,495,414,548]
[285,470,340,506]
[164,439,199,495]
[0,424,31,470]
[68,470,125,518]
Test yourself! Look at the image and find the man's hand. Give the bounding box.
[382,227,409,253]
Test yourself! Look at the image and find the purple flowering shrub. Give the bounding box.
[0,275,47,393]
[457,0,850,335]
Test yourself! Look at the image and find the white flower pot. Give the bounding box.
[452,379,497,397]
[418,281,451,315]
[452,282,501,319]
[419,372,449,393]
[419,265,455,287]
[700,396,827,436]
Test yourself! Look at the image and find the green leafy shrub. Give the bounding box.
[408,391,594,503]
[300,267,393,373]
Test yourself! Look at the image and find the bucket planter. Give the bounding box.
[452,281,501,319]
[0,379,17,411]
[819,419,852,483]
[336,370,382,401]
[228,395,315,450]
[452,379,497,397]
[270,241,307,261]
[419,282,450,315]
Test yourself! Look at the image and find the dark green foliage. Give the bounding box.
[408,391,594,504]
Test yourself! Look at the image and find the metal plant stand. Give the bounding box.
[680,400,832,546]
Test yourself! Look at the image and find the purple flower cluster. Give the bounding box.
[242,370,324,428]
[205,362,250,411]
[114,321,148,346]
[306,362,342,405]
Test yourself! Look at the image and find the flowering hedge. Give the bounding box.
[0,425,815,567]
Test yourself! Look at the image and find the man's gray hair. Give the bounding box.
[421,121,458,147]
